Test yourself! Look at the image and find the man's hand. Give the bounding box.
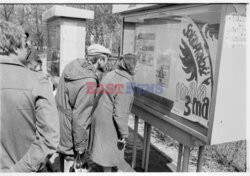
[117,138,127,150]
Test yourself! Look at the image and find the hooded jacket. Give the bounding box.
[55,58,98,155]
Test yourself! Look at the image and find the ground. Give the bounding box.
[126,116,247,172]
[124,128,172,172]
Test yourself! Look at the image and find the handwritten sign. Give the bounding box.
[171,16,218,127]
[224,14,246,49]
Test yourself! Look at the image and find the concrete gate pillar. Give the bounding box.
[42,5,94,76]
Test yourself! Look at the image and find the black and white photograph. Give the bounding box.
[0,0,249,173]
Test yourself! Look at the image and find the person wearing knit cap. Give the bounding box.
[55,44,111,172]
[89,53,139,172]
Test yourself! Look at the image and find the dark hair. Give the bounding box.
[0,21,25,56]
[25,32,29,39]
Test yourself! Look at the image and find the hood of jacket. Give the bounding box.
[63,58,97,81]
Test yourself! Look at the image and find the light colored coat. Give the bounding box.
[0,56,59,172]
[89,69,134,167]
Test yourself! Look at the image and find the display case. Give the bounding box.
[115,4,246,146]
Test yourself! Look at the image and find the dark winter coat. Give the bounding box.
[89,69,134,167]
[55,58,98,155]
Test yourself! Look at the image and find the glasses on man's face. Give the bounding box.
[22,36,28,49]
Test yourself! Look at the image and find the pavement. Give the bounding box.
[124,128,172,172]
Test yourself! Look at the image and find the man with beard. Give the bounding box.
[55,44,111,172]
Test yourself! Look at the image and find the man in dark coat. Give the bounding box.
[55,44,111,171]
[0,21,60,172]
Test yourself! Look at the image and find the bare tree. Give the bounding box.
[65,4,122,53]
[16,5,32,25]
[0,5,15,21]
[0,4,121,53]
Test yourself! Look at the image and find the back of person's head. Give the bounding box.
[23,45,41,68]
[86,44,111,64]
[0,21,25,56]
[118,53,138,75]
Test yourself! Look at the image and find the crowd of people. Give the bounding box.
[0,21,139,172]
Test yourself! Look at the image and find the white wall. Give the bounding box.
[60,22,85,75]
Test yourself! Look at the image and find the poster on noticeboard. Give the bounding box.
[127,13,220,127]
[171,16,218,127]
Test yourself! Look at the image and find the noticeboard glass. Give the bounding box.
[123,5,222,131]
